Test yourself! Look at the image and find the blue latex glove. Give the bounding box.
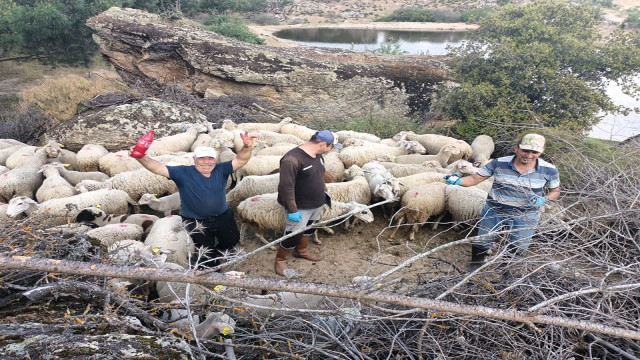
[287,211,302,222]
[444,172,462,185]
[528,195,546,207]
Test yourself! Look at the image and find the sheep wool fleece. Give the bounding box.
[167,161,239,257]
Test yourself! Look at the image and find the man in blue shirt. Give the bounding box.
[445,133,560,271]
[133,131,255,268]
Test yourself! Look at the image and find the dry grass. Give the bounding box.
[18,71,134,124]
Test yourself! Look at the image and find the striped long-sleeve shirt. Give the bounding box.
[478,155,560,213]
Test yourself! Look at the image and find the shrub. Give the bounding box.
[623,9,640,29]
[460,6,494,23]
[18,72,132,124]
[375,7,462,23]
[205,14,265,45]
[0,103,52,143]
[249,13,280,26]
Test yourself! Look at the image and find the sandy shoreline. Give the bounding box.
[250,22,479,47]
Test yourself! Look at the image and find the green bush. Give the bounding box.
[623,9,640,29]
[460,6,493,24]
[249,13,280,26]
[375,7,461,23]
[205,14,265,44]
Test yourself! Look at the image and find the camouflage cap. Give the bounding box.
[518,133,545,153]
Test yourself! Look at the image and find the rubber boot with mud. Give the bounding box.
[468,245,488,272]
[275,246,291,276]
[293,235,322,261]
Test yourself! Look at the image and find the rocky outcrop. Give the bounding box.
[85,7,449,124]
[47,100,207,152]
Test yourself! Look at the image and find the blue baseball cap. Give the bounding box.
[314,130,343,149]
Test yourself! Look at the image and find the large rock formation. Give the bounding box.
[47,100,207,152]
[85,7,449,124]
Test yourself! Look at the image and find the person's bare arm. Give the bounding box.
[546,186,561,200]
[459,173,488,187]
[232,131,256,171]
[132,152,169,178]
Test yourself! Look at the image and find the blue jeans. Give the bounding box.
[473,203,540,254]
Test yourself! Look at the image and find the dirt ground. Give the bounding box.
[230,208,471,287]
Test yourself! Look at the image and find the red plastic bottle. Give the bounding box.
[130,130,154,158]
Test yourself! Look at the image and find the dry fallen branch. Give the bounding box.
[1,255,639,341]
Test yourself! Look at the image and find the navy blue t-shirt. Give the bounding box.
[167,161,233,219]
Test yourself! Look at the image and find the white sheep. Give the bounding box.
[394,171,447,198]
[254,143,297,156]
[143,215,194,268]
[323,152,345,183]
[154,261,210,303]
[86,223,145,247]
[396,144,461,167]
[389,182,448,241]
[0,139,27,149]
[0,148,47,202]
[326,165,371,205]
[337,140,426,168]
[152,153,195,166]
[98,150,143,176]
[211,137,236,162]
[361,161,400,201]
[403,132,473,161]
[44,140,79,170]
[381,161,442,177]
[75,206,159,234]
[4,145,38,169]
[279,122,317,141]
[106,240,167,269]
[190,133,213,152]
[0,202,9,220]
[0,165,8,175]
[235,117,293,133]
[233,130,303,152]
[233,155,281,182]
[76,168,178,201]
[76,144,110,172]
[444,185,488,225]
[445,159,480,176]
[147,123,207,155]
[6,189,136,225]
[470,135,495,167]
[237,193,374,247]
[138,192,181,217]
[57,166,110,185]
[226,173,279,209]
[335,130,381,144]
[35,163,77,202]
[0,145,24,166]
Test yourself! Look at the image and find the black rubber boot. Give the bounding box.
[468,245,488,272]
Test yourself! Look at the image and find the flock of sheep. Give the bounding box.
[0,117,498,332]
[1,117,498,245]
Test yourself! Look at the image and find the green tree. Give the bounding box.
[432,0,640,140]
[0,0,121,65]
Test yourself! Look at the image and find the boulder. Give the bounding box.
[46,99,207,152]
[85,7,449,124]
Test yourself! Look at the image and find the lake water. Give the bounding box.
[274,28,640,141]
[273,28,467,55]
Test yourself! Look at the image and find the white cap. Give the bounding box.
[194,146,217,158]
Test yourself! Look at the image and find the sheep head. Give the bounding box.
[346,201,375,223]
[7,196,39,217]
